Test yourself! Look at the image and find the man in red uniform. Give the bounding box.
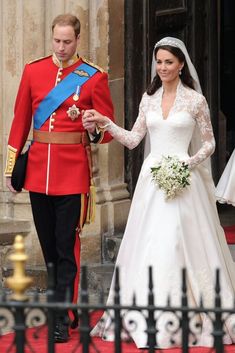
[5,13,114,342]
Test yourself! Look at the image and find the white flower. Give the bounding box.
[151,156,191,200]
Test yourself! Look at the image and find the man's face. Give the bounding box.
[52,24,79,62]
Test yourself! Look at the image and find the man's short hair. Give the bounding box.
[52,14,80,37]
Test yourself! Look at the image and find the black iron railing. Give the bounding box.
[0,265,235,353]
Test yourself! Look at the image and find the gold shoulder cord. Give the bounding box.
[28,55,51,65]
[81,57,105,73]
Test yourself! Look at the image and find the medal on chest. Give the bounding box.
[73,85,80,101]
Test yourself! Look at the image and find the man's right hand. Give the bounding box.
[6,177,18,193]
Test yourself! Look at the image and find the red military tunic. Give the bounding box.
[5,54,114,195]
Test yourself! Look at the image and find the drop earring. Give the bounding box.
[179,69,182,76]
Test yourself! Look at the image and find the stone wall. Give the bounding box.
[0,0,130,298]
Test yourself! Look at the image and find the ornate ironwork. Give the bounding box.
[0,266,235,352]
[0,236,235,352]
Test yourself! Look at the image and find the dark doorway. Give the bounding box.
[124,0,220,196]
[220,0,235,160]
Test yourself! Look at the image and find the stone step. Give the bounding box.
[0,218,31,245]
[2,264,114,304]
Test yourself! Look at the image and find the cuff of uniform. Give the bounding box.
[88,126,104,144]
[4,145,17,176]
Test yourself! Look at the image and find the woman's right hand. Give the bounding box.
[82,109,111,130]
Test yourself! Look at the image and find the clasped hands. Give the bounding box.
[82,109,110,134]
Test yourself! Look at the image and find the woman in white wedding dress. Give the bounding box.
[82,37,235,348]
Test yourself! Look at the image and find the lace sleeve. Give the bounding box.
[185,96,215,168]
[105,98,147,149]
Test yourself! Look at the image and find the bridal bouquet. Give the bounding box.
[151,156,191,200]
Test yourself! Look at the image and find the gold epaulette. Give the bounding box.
[81,57,105,73]
[4,145,17,177]
[28,55,51,65]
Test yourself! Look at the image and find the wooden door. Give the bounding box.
[124,0,220,196]
[220,0,235,161]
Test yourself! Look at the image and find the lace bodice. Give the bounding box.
[106,81,215,168]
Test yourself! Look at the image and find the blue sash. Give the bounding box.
[34,63,98,129]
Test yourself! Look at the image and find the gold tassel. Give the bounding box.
[79,194,86,231]
[80,137,96,225]
[86,179,96,224]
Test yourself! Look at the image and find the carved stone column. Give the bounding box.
[79,0,130,300]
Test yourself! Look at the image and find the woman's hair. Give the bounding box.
[52,14,81,37]
[146,45,195,95]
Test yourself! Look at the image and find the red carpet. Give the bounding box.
[1,328,235,353]
[224,225,235,244]
[1,311,235,353]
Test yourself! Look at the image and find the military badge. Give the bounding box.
[67,105,80,121]
[74,69,89,77]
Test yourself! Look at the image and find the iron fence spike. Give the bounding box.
[167,294,171,306]
[33,289,39,303]
[80,266,89,304]
[200,294,204,308]
[182,268,187,293]
[215,268,221,294]
[47,262,55,290]
[99,287,104,304]
[114,267,120,291]
[132,292,136,306]
[148,266,153,290]
[65,287,71,302]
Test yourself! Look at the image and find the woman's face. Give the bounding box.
[155,49,184,84]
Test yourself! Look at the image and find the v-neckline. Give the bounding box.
[160,81,181,120]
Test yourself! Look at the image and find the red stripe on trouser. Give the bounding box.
[68,231,81,325]
[73,233,81,304]
[68,194,88,325]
